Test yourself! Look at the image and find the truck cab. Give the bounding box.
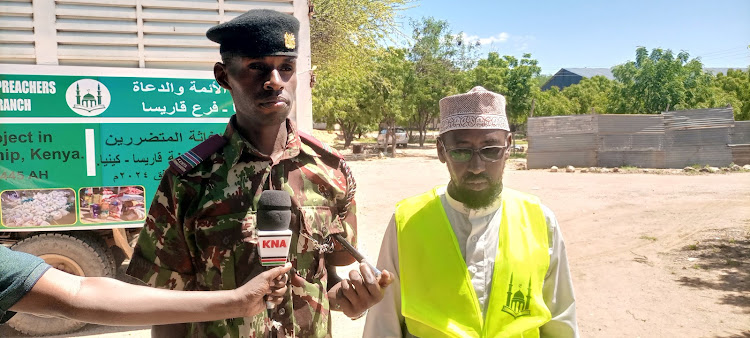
[0,1,312,335]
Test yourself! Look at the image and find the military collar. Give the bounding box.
[223,115,302,168]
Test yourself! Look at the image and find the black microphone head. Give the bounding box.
[256,190,292,231]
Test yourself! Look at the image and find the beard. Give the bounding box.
[448,173,503,210]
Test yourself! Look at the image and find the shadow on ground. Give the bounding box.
[715,331,750,338]
[675,227,750,313]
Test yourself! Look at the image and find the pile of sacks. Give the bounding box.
[2,190,73,227]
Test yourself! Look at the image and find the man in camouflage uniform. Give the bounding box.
[127,9,392,338]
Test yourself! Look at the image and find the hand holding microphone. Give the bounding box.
[234,262,291,317]
[252,190,392,321]
[256,190,294,313]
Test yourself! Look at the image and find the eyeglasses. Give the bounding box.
[441,144,508,163]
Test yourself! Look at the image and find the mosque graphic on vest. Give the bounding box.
[73,83,105,112]
[502,273,532,318]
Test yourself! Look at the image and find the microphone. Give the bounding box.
[256,190,293,312]
[257,190,380,284]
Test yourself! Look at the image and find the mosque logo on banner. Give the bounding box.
[66,79,111,116]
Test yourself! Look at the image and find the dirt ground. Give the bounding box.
[3,145,749,337]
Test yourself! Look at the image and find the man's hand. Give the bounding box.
[327,262,393,319]
[235,263,292,317]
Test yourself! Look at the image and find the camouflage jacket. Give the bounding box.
[127,116,357,338]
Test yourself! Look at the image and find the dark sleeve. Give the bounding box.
[0,245,51,323]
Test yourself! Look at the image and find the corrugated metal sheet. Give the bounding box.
[540,69,582,91]
[665,146,733,168]
[527,115,598,135]
[529,134,598,152]
[527,115,598,168]
[527,108,740,169]
[662,108,734,130]
[599,151,666,168]
[598,114,664,134]
[540,68,614,91]
[728,145,750,165]
[662,108,733,167]
[730,121,750,145]
[600,134,664,151]
[666,128,730,147]
[562,68,614,79]
[527,151,597,168]
[598,115,665,155]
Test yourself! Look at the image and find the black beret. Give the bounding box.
[206,9,299,57]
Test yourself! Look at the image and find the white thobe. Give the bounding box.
[363,186,579,337]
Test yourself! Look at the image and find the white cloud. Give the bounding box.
[512,35,536,52]
[481,32,510,45]
[460,32,510,46]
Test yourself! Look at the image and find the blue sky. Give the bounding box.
[397,0,750,74]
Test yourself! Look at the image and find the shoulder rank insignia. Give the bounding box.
[297,130,344,159]
[168,134,227,175]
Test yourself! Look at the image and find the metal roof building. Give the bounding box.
[540,68,614,91]
[540,67,748,92]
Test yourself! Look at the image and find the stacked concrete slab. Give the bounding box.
[663,108,734,168]
[729,121,750,165]
[526,115,598,169]
[598,114,665,168]
[527,107,743,169]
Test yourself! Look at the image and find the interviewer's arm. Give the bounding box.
[10,263,291,326]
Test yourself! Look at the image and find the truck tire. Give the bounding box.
[7,233,116,336]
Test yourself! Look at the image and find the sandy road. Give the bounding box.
[4,146,748,337]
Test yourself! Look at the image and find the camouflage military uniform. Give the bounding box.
[127,116,357,338]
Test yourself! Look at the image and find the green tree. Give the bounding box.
[465,52,540,129]
[712,68,750,120]
[469,52,508,94]
[502,54,542,129]
[535,74,552,88]
[561,75,615,114]
[310,0,409,71]
[468,52,540,128]
[532,87,577,117]
[312,63,378,148]
[610,47,706,114]
[365,48,415,155]
[310,0,410,142]
[406,17,474,146]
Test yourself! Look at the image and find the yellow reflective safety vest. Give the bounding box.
[395,187,551,338]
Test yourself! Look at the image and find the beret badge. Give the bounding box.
[284,32,296,50]
[205,9,300,57]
